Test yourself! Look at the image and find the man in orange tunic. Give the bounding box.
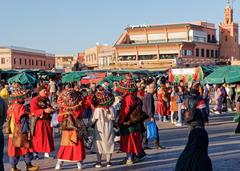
[30,86,54,159]
[7,83,39,171]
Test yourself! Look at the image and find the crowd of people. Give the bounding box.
[0,73,240,171]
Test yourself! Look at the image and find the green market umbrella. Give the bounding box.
[8,72,38,85]
[62,72,86,83]
[203,65,240,84]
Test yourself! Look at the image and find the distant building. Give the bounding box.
[219,3,240,61]
[113,2,240,69]
[114,21,219,69]
[84,45,114,69]
[0,46,55,70]
[98,46,116,69]
[55,55,75,72]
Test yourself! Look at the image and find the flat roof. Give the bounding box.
[0,46,54,55]
[114,41,194,47]
[125,22,216,30]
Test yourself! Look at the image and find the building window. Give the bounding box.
[32,60,34,65]
[40,61,42,66]
[48,64,51,68]
[25,59,27,65]
[44,61,46,66]
[1,58,5,64]
[201,49,205,57]
[206,49,209,57]
[119,55,136,61]
[138,54,157,60]
[207,34,211,42]
[196,48,199,57]
[29,59,31,65]
[215,50,218,58]
[212,35,215,42]
[235,36,237,42]
[211,50,214,58]
[36,60,38,66]
[225,36,228,42]
[19,58,22,65]
[160,54,177,59]
[14,58,16,64]
[182,50,192,56]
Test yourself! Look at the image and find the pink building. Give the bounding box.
[0,46,55,70]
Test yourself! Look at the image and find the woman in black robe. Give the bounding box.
[175,128,212,171]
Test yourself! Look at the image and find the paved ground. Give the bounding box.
[3,112,240,171]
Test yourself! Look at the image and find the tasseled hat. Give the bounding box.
[117,74,137,93]
[58,88,83,112]
[9,83,28,102]
[94,89,114,108]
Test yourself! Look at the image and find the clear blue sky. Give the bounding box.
[0,0,239,54]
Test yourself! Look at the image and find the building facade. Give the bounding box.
[0,46,55,70]
[113,3,240,69]
[114,21,219,69]
[84,45,114,69]
[55,55,75,72]
[98,46,116,69]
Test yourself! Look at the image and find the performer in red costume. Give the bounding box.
[55,88,85,170]
[30,86,54,159]
[7,83,39,171]
[117,74,142,165]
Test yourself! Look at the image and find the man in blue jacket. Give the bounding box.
[142,83,165,149]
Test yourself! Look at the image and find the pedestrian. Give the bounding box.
[7,83,39,171]
[49,79,56,103]
[176,86,184,126]
[170,86,179,124]
[117,74,142,165]
[225,84,235,111]
[157,84,167,122]
[165,82,172,121]
[30,85,55,159]
[184,82,208,131]
[221,85,228,112]
[203,84,210,122]
[0,96,6,171]
[91,90,115,168]
[175,128,212,171]
[0,84,9,107]
[234,96,240,134]
[214,85,223,114]
[55,89,85,170]
[137,83,146,100]
[142,83,165,149]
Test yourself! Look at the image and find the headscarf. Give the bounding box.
[175,128,212,171]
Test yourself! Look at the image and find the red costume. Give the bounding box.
[30,96,54,153]
[57,110,85,161]
[157,88,167,116]
[56,89,85,162]
[8,103,33,157]
[118,94,142,154]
